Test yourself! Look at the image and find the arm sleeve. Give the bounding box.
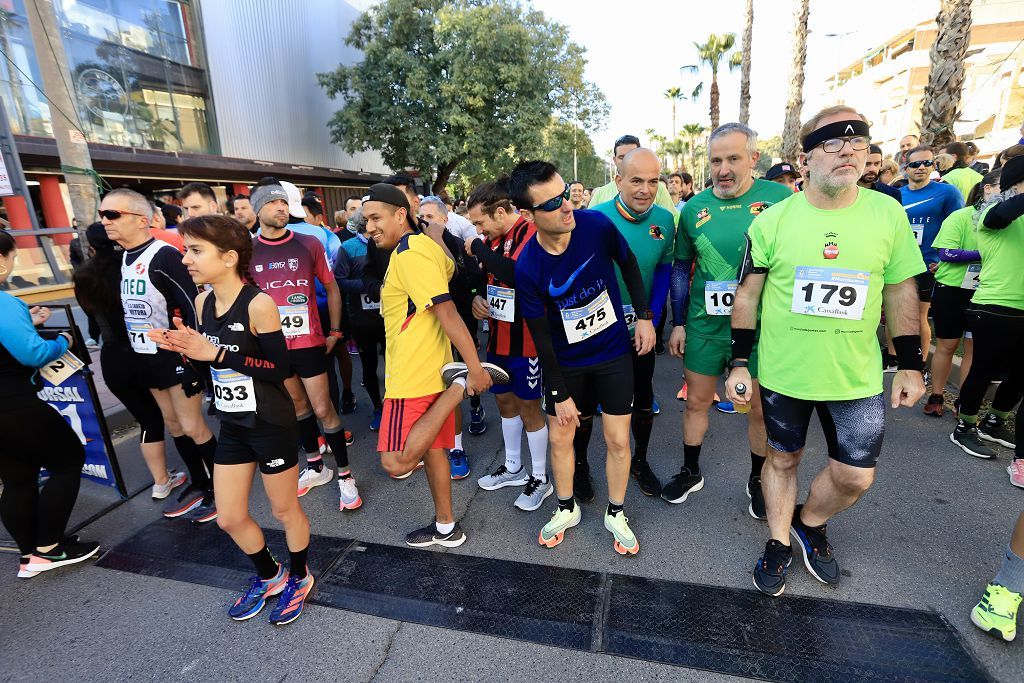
[650,263,671,327]
[219,331,291,382]
[152,247,199,328]
[524,315,568,398]
[470,238,517,284]
[670,259,693,326]
[0,296,69,368]
[983,194,1024,230]
[938,248,981,263]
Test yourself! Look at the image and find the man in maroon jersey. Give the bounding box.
[465,179,551,511]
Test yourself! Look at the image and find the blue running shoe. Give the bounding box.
[369,408,383,432]
[468,405,486,435]
[652,398,661,415]
[269,571,315,626]
[449,449,470,479]
[229,564,287,621]
[715,401,737,414]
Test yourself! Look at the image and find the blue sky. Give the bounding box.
[536,0,939,155]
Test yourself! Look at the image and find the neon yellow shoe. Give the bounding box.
[971,583,1021,642]
[604,511,639,555]
[538,505,581,548]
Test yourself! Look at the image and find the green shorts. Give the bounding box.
[683,334,758,378]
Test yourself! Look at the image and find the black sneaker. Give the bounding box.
[340,389,357,415]
[630,458,662,496]
[951,421,998,459]
[24,537,101,573]
[747,476,766,520]
[574,465,595,503]
[405,521,467,548]
[790,505,840,585]
[186,491,218,524]
[978,414,1016,449]
[753,539,792,596]
[162,483,205,518]
[660,467,704,504]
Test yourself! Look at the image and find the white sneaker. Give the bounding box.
[515,476,553,511]
[338,476,362,510]
[151,470,186,500]
[17,560,40,579]
[477,464,530,491]
[297,465,333,497]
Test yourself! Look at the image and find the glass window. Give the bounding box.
[0,230,58,291]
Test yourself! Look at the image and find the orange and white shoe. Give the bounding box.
[338,475,362,510]
[604,511,639,556]
[269,571,315,626]
[538,504,581,548]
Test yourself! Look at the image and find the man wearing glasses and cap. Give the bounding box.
[588,135,679,216]
[724,105,925,597]
[509,160,656,556]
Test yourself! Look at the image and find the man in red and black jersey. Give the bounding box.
[465,179,552,511]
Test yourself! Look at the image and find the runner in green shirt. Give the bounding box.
[725,106,926,598]
[943,142,984,202]
[590,148,675,497]
[663,122,792,518]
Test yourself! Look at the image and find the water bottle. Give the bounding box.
[735,382,750,414]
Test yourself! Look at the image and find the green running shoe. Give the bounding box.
[971,583,1021,642]
[538,505,581,548]
[604,511,639,555]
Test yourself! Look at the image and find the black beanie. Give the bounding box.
[999,155,1024,192]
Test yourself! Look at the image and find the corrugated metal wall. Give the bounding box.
[197,0,388,175]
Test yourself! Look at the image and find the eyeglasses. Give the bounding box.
[817,136,870,153]
[906,159,935,169]
[99,209,147,220]
[530,184,571,213]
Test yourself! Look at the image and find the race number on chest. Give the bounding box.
[278,304,310,337]
[210,367,257,413]
[704,280,737,316]
[791,266,869,320]
[560,289,617,343]
[487,284,515,323]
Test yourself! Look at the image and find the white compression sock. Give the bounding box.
[454,432,464,451]
[527,425,549,482]
[501,415,524,471]
[435,520,455,534]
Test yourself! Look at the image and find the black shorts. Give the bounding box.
[760,387,885,468]
[914,271,935,303]
[216,418,299,475]
[288,346,329,378]
[545,353,634,417]
[134,350,203,396]
[931,283,975,340]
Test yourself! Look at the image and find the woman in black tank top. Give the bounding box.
[148,215,315,626]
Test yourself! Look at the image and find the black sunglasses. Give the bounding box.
[99,209,147,220]
[906,159,935,169]
[531,184,571,213]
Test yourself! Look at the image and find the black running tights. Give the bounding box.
[0,399,85,555]
[354,323,385,410]
[959,305,1024,419]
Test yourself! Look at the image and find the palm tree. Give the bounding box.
[737,0,753,124]
[782,0,811,162]
[685,33,737,130]
[664,86,683,139]
[681,123,705,174]
[919,0,973,148]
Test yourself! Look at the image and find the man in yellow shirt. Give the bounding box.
[362,183,506,548]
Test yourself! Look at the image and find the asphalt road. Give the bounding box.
[2,349,1021,682]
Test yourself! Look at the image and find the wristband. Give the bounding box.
[731,327,755,360]
[892,335,924,371]
[328,330,344,340]
[729,359,749,369]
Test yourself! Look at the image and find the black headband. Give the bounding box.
[801,119,870,153]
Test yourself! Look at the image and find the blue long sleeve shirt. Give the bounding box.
[0,291,69,400]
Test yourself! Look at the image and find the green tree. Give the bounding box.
[317,0,605,193]
[664,86,683,138]
[755,134,783,175]
[559,79,609,180]
[685,33,738,129]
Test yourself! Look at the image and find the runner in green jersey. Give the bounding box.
[725,106,926,598]
[590,148,675,497]
[664,122,792,518]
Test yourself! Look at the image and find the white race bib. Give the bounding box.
[791,266,870,321]
[560,289,617,344]
[126,320,157,354]
[487,284,515,323]
[960,263,981,291]
[704,280,737,316]
[360,294,381,311]
[210,367,257,413]
[622,304,637,332]
[278,304,310,337]
[911,225,924,246]
[40,351,84,387]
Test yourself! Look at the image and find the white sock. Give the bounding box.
[435,520,455,534]
[501,416,524,471]
[454,432,464,451]
[527,425,549,482]
[453,376,467,389]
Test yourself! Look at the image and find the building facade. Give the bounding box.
[821,0,1024,160]
[0,0,387,297]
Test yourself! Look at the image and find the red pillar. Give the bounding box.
[2,195,38,249]
[38,175,73,246]
[231,183,249,196]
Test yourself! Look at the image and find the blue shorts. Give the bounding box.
[487,353,542,401]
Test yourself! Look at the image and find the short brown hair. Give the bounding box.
[799,105,867,143]
[906,144,934,159]
[945,141,969,160]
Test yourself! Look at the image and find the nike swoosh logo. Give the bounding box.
[548,255,595,298]
[44,552,67,560]
[903,198,935,210]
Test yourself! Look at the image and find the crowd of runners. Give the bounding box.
[1,103,1023,639]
